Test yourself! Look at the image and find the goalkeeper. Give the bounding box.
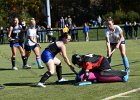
[72,54,129,83]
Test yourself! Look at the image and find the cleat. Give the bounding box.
[56,78,67,83]
[123,72,129,82]
[125,68,130,72]
[38,65,44,69]
[23,64,31,69]
[37,82,46,87]
[12,67,18,70]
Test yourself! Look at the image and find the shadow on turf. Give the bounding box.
[3,83,35,87]
[3,80,76,87]
[0,68,12,71]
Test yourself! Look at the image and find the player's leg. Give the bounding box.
[54,57,67,82]
[107,44,116,64]
[38,59,54,87]
[18,45,31,69]
[119,43,129,71]
[119,43,129,82]
[11,46,18,70]
[33,45,44,69]
[24,45,31,63]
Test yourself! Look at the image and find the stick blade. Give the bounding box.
[75,81,92,86]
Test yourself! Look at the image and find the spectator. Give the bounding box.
[133,21,139,40]
[97,15,102,27]
[0,26,4,44]
[128,22,133,39]
[60,17,65,28]
[64,17,68,26]
[37,25,42,42]
[71,23,78,41]
[67,15,72,34]
[40,26,45,43]
[62,24,69,35]
[83,22,89,42]
[47,26,53,42]
[21,19,27,38]
[124,21,129,39]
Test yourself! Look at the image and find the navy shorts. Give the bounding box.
[41,50,54,63]
[110,41,125,46]
[24,44,38,51]
[10,42,23,47]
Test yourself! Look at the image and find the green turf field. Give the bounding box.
[0,39,140,100]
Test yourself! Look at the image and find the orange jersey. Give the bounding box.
[82,55,104,70]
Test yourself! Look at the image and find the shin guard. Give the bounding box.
[11,57,15,67]
[122,56,129,71]
[56,63,62,80]
[39,71,52,83]
[22,56,27,66]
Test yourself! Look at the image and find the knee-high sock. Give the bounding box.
[122,56,129,71]
[107,57,111,64]
[36,56,42,67]
[56,63,62,80]
[11,57,15,67]
[22,56,27,66]
[39,71,52,83]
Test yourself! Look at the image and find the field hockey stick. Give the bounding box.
[107,48,116,58]
[37,43,41,49]
[72,67,78,75]
[8,37,15,41]
[69,65,78,75]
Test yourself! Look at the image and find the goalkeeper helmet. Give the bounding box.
[72,54,82,67]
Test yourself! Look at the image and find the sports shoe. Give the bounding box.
[37,82,46,88]
[12,67,18,70]
[125,68,130,72]
[23,64,31,69]
[58,78,67,82]
[122,72,129,82]
[38,65,44,69]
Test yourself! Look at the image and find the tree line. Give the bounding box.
[0,0,140,27]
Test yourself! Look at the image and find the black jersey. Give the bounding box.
[83,54,102,63]
[45,42,61,56]
[82,54,110,70]
[11,25,24,43]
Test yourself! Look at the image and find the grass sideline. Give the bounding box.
[0,39,140,100]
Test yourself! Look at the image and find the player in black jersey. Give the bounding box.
[37,34,77,87]
[8,17,29,70]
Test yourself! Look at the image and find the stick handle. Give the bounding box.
[110,48,116,55]
[107,48,116,58]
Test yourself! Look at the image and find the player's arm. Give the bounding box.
[60,44,77,74]
[105,36,111,57]
[8,26,13,37]
[8,26,13,41]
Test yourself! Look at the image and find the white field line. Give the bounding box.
[102,87,140,100]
